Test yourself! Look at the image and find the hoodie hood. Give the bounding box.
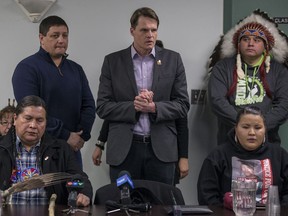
[227,128,268,157]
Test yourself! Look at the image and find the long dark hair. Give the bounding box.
[11,95,46,172]
[226,57,272,99]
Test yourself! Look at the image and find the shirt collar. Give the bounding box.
[131,45,156,59]
[39,47,68,62]
[16,136,41,151]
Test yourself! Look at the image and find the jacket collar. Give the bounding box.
[38,47,68,65]
[0,128,60,157]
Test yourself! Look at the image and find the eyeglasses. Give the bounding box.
[0,121,13,126]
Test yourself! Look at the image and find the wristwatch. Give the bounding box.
[95,140,105,150]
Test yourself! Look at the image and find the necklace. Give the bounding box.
[245,64,260,98]
[244,55,264,98]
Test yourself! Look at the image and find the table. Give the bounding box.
[1,204,288,215]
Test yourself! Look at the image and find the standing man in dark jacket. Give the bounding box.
[96,7,189,185]
[12,16,96,167]
[0,95,92,205]
[92,40,189,185]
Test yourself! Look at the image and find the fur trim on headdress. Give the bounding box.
[207,9,288,76]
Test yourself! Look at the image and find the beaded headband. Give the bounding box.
[233,22,275,51]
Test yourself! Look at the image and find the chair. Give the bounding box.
[94,179,185,205]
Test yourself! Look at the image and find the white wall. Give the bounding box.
[0,0,223,204]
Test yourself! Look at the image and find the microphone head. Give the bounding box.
[116,170,134,189]
[118,170,131,178]
[66,175,84,192]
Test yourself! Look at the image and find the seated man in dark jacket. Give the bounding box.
[0,95,92,206]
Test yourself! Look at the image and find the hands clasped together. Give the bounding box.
[134,89,156,113]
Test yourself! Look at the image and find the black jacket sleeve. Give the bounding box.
[98,120,109,142]
[41,135,93,204]
[197,157,224,205]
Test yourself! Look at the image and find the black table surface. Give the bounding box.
[1,204,288,216]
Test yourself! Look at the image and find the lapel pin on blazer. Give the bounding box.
[157,60,162,65]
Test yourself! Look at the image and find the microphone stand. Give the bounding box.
[62,190,90,215]
[106,202,140,216]
[107,171,151,215]
[107,208,139,216]
[105,200,151,216]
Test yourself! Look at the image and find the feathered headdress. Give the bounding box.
[207,9,288,79]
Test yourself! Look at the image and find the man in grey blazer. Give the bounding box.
[95,7,190,185]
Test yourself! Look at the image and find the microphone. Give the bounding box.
[62,175,90,214]
[116,170,134,205]
[105,171,151,213]
[66,175,84,208]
